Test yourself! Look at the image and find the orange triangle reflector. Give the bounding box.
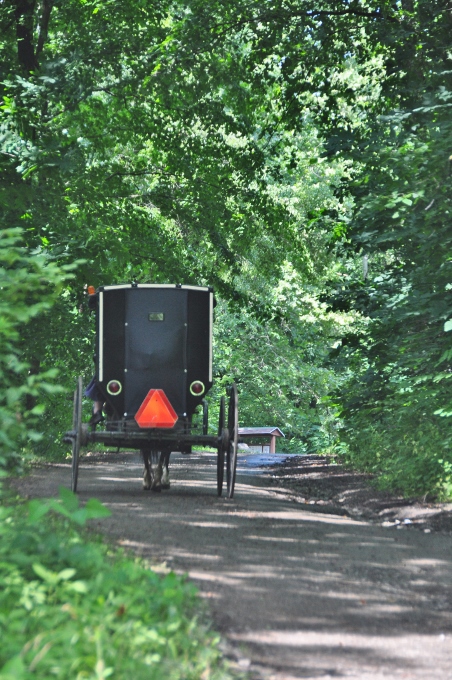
[134,389,178,429]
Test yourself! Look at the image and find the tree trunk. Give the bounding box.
[14,0,37,74]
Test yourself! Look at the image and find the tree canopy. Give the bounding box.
[1,0,451,497]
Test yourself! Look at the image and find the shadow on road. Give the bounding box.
[13,451,452,680]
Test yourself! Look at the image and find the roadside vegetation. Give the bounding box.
[0,485,239,680]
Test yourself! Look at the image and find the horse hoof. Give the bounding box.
[143,470,151,490]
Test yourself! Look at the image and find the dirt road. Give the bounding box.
[13,451,452,679]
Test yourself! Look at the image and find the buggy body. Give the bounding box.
[95,284,213,427]
[65,283,239,498]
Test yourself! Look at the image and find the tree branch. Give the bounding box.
[36,0,53,57]
[211,6,398,38]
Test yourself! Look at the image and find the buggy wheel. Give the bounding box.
[226,384,238,499]
[202,399,209,435]
[71,376,83,493]
[216,396,226,496]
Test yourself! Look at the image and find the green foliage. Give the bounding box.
[18,294,96,460]
[0,489,237,680]
[341,398,452,500]
[1,0,357,463]
[27,486,112,526]
[2,0,452,496]
[211,264,360,453]
[0,229,73,471]
[326,4,452,497]
[3,0,363,460]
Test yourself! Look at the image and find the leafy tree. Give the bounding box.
[1,0,355,459]
[0,229,72,470]
[310,1,452,496]
[4,0,451,498]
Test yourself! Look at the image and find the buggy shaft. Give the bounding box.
[65,429,221,450]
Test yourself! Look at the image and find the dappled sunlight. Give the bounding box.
[363,603,414,614]
[12,450,452,680]
[181,521,238,529]
[244,535,300,543]
[405,557,450,569]
[184,570,246,587]
[64,447,452,680]
[178,479,222,488]
[327,531,396,544]
[118,538,155,551]
[228,508,366,525]
[163,548,221,562]
[229,629,450,662]
[197,590,222,600]
[98,476,140,483]
[16,464,447,674]
[109,504,168,517]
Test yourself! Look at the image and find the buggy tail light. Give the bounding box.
[107,380,122,395]
[135,389,178,428]
[190,380,205,396]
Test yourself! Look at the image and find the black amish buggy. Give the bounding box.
[65,284,239,498]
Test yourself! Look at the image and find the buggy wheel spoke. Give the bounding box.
[217,396,226,496]
[226,384,238,499]
[71,376,83,493]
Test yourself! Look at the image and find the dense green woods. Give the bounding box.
[1,1,452,496]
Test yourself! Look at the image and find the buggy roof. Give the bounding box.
[99,284,212,292]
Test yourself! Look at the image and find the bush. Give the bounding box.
[0,488,240,680]
[0,229,73,472]
[342,407,452,500]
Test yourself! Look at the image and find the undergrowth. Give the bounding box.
[0,486,241,680]
[342,414,452,501]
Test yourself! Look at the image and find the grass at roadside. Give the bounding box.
[0,486,243,680]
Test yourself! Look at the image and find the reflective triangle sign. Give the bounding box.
[134,389,178,429]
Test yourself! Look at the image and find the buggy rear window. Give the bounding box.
[148,312,164,321]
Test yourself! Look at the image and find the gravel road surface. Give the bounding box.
[12,451,452,679]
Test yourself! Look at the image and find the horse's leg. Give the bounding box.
[150,450,162,492]
[161,450,171,489]
[142,448,152,490]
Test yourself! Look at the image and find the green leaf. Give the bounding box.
[58,568,77,581]
[27,499,50,524]
[29,403,45,416]
[85,498,111,519]
[21,164,38,179]
[66,580,88,593]
[58,486,79,512]
[32,562,57,583]
[68,509,90,526]
[0,655,26,680]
